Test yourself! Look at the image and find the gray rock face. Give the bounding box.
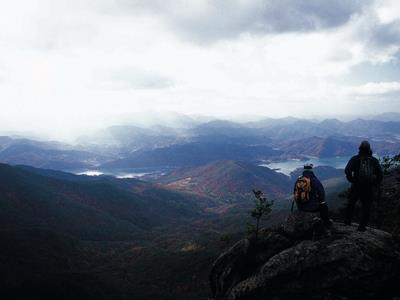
[210,211,400,300]
[283,211,325,238]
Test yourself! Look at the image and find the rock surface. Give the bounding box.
[210,211,400,300]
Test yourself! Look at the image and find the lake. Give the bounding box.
[259,156,350,176]
[75,167,173,179]
[75,157,352,179]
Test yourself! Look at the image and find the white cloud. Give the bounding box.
[112,0,371,43]
[376,0,400,24]
[0,0,399,140]
[347,81,400,95]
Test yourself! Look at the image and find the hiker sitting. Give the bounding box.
[293,164,332,227]
[344,140,383,232]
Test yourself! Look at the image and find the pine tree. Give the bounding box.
[247,189,274,241]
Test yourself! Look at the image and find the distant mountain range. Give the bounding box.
[77,125,188,152]
[1,117,399,172]
[276,135,400,158]
[248,118,400,139]
[81,116,400,148]
[277,136,356,158]
[101,142,280,169]
[0,137,106,170]
[74,117,400,169]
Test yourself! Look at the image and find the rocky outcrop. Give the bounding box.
[210,211,400,300]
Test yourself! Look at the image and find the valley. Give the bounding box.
[0,115,399,300]
[4,1,400,297]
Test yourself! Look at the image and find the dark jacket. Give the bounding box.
[295,170,325,212]
[345,154,383,186]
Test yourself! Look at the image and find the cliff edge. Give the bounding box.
[210,211,400,300]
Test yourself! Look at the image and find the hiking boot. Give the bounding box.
[324,220,333,229]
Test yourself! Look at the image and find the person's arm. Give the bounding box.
[374,158,383,184]
[291,180,298,212]
[315,178,325,203]
[345,156,356,183]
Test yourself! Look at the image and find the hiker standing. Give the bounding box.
[344,141,383,231]
[293,164,332,227]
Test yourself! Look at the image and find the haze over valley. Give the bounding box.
[2,113,399,175]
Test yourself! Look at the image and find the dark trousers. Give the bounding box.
[319,203,330,225]
[345,184,374,229]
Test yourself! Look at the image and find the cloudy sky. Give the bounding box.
[0,0,399,139]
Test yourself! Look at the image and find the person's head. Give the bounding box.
[302,163,314,176]
[358,140,372,156]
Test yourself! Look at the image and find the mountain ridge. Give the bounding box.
[158,160,292,203]
[0,163,205,241]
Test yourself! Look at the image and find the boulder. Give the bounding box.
[210,213,400,300]
[283,210,326,239]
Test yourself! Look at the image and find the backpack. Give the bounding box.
[358,156,375,184]
[294,176,311,203]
